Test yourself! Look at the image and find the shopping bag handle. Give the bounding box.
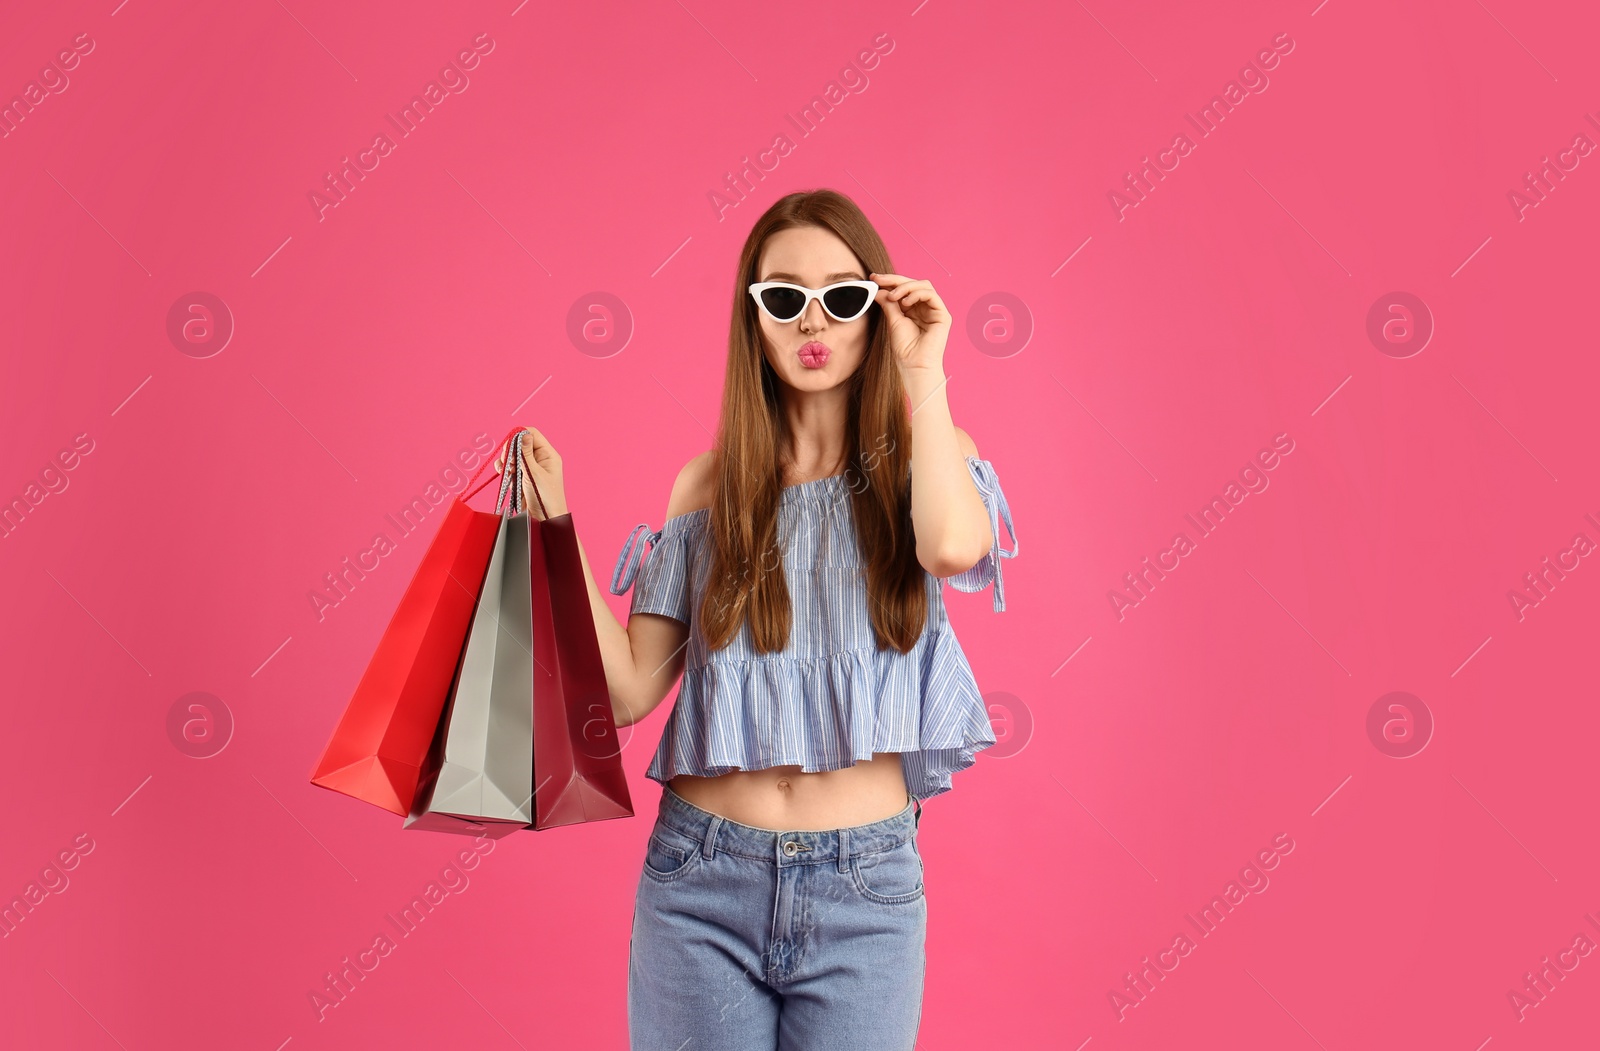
[462,426,551,519]
[494,431,523,516]
[461,426,524,501]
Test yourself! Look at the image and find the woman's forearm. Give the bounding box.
[904,368,990,575]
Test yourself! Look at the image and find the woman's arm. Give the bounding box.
[904,369,993,578]
[575,531,689,729]
[866,271,993,579]
[497,428,694,729]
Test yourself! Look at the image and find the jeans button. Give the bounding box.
[782,841,799,856]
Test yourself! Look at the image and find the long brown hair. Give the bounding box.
[699,188,927,656]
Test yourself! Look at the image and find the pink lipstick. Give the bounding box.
[798,341,830,368]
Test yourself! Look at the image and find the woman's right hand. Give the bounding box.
[492,425,568,519]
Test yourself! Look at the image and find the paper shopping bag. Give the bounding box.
[405,434,539,838]
[528,501,634,830]
[309,426,527,817]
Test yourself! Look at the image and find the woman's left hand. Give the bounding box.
[871,271,950,377]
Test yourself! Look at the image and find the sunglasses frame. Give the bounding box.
[747,279,880,323]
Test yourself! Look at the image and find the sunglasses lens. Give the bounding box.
[759,287,806,321]
[824,285,872,320]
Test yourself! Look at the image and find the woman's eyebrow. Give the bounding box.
[761,270,865,283]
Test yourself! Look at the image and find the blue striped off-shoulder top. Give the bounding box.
[608,455,1017,801]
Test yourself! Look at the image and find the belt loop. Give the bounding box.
[837,826,851,873]
[703,815,723,859]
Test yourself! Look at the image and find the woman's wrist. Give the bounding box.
[530,492,569,519]
[901,366,950,410]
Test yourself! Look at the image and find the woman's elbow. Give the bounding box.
[611,673,673,728]
[608,694,640,726]
[611,690,650,728]
[921,534,991,579]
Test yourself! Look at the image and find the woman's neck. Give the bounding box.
[777,384,850,485]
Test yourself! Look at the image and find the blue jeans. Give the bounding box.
[628,785,928,1050]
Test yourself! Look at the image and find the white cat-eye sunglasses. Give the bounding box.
[747,279,880,323]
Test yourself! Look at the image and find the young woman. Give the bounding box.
[495,189,1017,1050]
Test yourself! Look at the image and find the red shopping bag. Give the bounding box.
[524,472,634,829]
[309,426,527,816]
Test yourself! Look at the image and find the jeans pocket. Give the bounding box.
[642,823,702,883]
[849,838,925,905]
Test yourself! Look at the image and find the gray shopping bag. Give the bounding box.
[404,433,536,838]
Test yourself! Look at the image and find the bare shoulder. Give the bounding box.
[952,425,980,461]
[664,450,717,520]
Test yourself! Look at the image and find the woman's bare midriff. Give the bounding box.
[667,752,912,832]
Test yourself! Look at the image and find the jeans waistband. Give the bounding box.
[656,785,920,869]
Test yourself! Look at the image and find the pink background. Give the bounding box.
[3,0,1598,1047]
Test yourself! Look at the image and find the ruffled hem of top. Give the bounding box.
[644,623,999,800]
